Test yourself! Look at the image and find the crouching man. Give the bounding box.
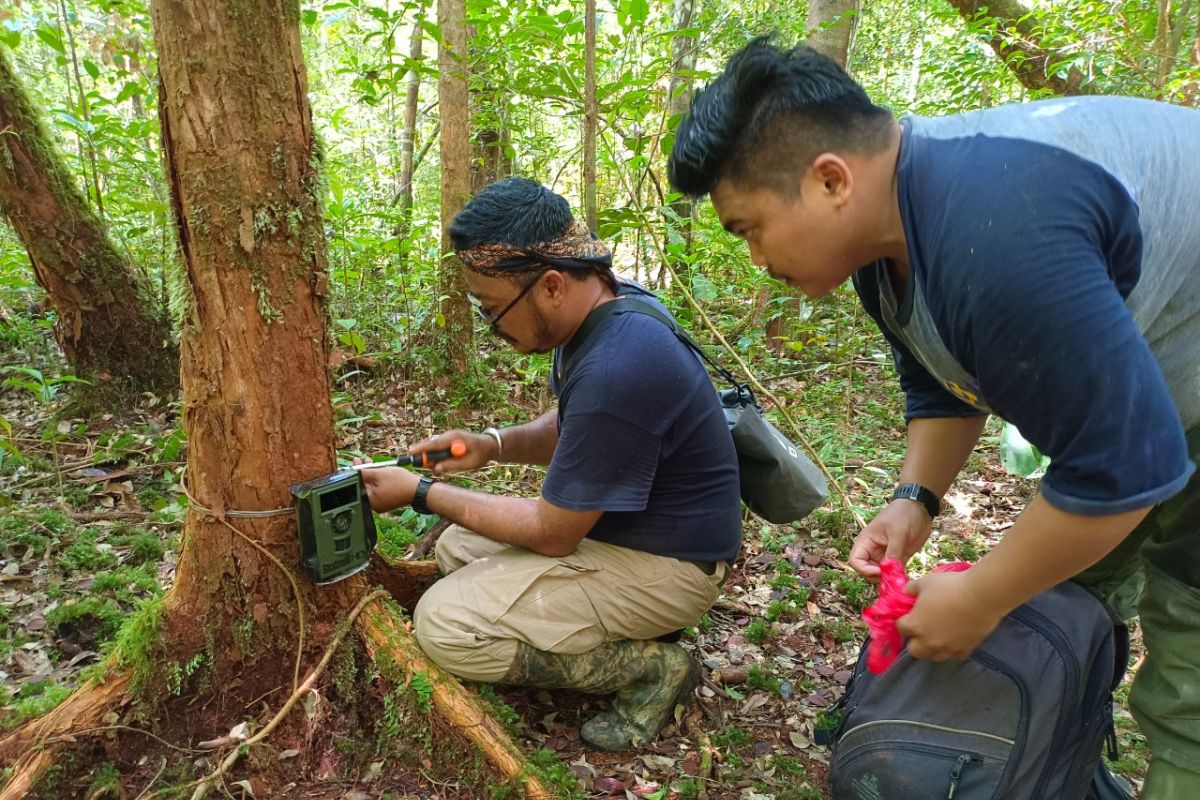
[360,177,742,750]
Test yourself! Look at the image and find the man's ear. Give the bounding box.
[541,269,566,303]
[810,153,854,208]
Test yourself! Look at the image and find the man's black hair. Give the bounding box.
[668,37,894,198]
[449,177,573,250]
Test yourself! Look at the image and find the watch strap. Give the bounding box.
[412,476,436,515]
[892,483,941,518]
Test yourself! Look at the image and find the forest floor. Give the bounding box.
[0,327,1151,799]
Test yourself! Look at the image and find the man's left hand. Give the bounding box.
[896,570,1005,661]
[357,465,421,513]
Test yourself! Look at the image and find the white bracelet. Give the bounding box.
[482,426,503,458]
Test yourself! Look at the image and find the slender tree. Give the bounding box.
[806,0,860,62]
[758,0,861,356]
[397,15,425,239]
[0,46,177,396]
[438,0,474,372]
[583,0,598,229]
[665,0,697,282]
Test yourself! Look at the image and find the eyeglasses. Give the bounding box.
[468,272,544,332]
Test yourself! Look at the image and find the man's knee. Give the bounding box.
[412,577,516,683]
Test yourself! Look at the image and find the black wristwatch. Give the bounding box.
[412,476,436,515]
[891,483,941,518]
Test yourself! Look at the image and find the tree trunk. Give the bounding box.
[583,0,599,230]
[397,15,424,241]
[665,0,697,286]
[805,0,859,62]
[945,0,1095,96]
[1184,4,1200,106]
[150,0,348,661]
[759,0,860,356]
[438,0,474,372]
[0,47,177,396]
[1154,0,1176,93]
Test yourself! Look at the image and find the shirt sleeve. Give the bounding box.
[542,410,663,511]
[934,188,1193,516]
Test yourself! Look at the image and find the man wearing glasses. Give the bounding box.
[359,177,742,751]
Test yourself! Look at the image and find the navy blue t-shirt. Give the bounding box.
[853,98,1199,516]
[542,291,742,562]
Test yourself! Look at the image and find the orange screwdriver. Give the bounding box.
[353,439,467,471]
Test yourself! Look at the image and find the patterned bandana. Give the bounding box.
[457,220,613,279]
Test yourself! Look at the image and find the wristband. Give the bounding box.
[482,426,503,458]
[412,476,436,515]
[891,483,941,518]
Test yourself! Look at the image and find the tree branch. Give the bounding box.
[945,0,1095,95]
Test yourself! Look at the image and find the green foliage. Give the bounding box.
[746,664,782,695]
[375,511,426,559]
[46,595,123,640]
[523,748,584,800]
[55,529,119,574]
[84,763,122,797]
[111,595,168,697]
[0,679,73,729]
[409,669,434,714]
[1001,422,1051,478]
[837,574,872,612]
[745,618,770,646]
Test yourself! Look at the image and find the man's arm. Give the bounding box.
[411,408,560,474]
[898,495,1151,660]
[849,415,987,579]
[358,466,599,557]
[489,408,558,466]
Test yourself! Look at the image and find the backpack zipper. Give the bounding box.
[1009,604,1083,798]
[945,753,984,799]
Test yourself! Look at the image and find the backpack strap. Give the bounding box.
[555,290,755,404]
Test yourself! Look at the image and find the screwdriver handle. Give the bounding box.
[399,438,468,468]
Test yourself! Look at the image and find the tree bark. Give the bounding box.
[583,0,599,230]
[438,0,474,372]
[945,0,1095,96]
[149,0,355,671]
[665,0,697,285]
[805,0,859,63]
[759,0,861,356]
[397,16,424,238]
[0,47,177,396]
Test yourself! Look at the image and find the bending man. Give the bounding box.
[668,38,1200,796]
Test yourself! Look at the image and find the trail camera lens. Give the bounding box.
[332,510,352,533]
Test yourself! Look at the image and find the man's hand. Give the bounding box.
[896,569,1005,661]
[357,465,420,513]
[409,429,497,474]
[848,500,934,582]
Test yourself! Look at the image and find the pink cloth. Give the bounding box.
[861,558,972,674]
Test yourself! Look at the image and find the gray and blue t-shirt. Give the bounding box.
[854,96,1200,515]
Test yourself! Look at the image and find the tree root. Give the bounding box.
[364,552,440,611]
[187,589,389,800]
[1,583,559,800]
[0,671,131,800]
[357,598,558,800]
[409,516,452,560]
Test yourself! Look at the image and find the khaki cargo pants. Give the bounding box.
[412,525,728,683]
[1075,427,1200,781]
